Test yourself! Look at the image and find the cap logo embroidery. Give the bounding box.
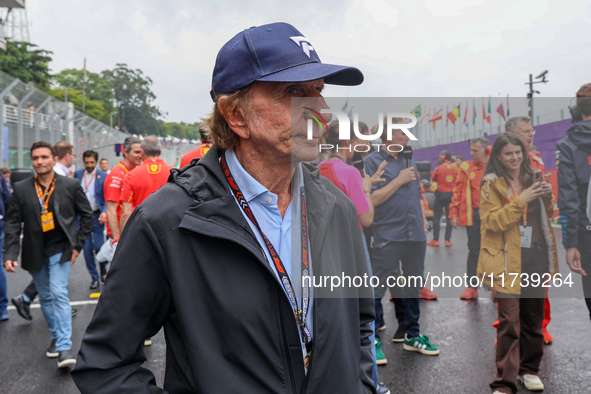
[290,36,314,58]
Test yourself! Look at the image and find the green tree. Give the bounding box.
[101,63,163,134]
[0,41,53,90]
[51,69,115,124]
[53,68,114,107]
[49,88,107,122]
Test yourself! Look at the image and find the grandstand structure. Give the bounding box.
[0,0,28,51]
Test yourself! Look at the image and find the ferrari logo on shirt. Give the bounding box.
[147,164,162,174]
[469,172,475,179]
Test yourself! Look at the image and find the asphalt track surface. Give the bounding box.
[1,225,590,393]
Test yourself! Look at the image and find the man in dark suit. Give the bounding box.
[3,141,93,369]
[74,150,107,289]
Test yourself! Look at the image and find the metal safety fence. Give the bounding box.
[0,70,194,171]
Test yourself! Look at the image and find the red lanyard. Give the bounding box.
[221,153,312,346]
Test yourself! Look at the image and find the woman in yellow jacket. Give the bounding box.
[477,133,558,394]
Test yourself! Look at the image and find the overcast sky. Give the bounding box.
[24,0,591,125]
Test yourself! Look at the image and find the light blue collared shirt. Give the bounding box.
[224,149,314,352]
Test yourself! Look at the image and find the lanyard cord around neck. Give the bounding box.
[220,153,312,347]
[83,171,97,192]
[34,176,56,215]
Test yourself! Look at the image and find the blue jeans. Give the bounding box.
[372,240,426,338]
[0,233,7,314]
[30,253,72,351]
[83,212,105,281]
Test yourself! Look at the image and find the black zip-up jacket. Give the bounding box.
[556,120,591,248]
[3,174,93,271]
[72,147,376,393]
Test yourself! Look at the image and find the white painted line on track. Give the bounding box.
[6,299,99,310]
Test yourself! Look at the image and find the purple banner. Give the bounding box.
[414,119,572,172]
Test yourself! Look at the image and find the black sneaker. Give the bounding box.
[90,280,99,289]
[392,325,405,343]
[71,308,77,318]
[46,339,58,358]
[57,350,77,368]
[11,295,32,321]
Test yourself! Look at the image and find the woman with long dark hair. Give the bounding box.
[477,133,558,393]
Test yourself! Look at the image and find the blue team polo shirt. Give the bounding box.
[364,149,426,243]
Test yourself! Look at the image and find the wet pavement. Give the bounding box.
[1,225,590,393]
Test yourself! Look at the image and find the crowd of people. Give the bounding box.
[0,21,590,394]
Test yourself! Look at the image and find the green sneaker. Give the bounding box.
[403,334,440,356]
[375,338,387,365]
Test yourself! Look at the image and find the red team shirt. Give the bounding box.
[180,143,213,167]
[120,158,173,210]
[431,161,459,192]
[103,161,131,238]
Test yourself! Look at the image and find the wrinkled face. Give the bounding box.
[470,142,487,164]
[100,160,109,172]
[497,143,523,172]
[124,143,143,167]
[31,147,57,176]
[84,156,97,173]
[512,121,535,150]
[243,79,330,164]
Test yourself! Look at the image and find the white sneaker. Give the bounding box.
[518,374,544,391]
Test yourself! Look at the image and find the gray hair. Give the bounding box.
[123,136,141,152]
[140,136,161,157]
[471,137,490,148]
[505,116,531,132]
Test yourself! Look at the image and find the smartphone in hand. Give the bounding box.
[533,170,543,184]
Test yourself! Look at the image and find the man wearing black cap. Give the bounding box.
[72,22,376,393]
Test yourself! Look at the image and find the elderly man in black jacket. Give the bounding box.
[72,22,375,393]
[3,141,93,368]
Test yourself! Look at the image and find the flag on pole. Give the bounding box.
[341,99,348,113]
[429,108,443,130]
[419,110,430,125]
[506,94,510,117]
[347,106,354,118]
[463,101,468,127]
[496,103,506,121]
[411,105,421,118]
[487,97,492,124]
[446,105,449,127]
[482,101,491,124]
[472,100,476,125]
[447,104,460,124]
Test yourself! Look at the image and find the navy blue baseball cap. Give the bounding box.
[210,22,364,100]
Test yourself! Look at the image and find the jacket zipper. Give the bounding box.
[277,290,298,394]
[302,193,335,393]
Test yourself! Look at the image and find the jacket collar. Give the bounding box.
[172,146,335,265]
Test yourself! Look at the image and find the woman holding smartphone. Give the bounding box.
[478,133,558,393]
